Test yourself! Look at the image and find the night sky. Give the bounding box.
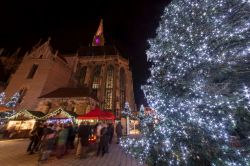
[0,0,171,107]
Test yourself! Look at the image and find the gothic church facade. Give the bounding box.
[4,20,136,118]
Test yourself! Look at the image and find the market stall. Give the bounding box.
[7,109,45,138]
[77,107,115,122]
[42,107,77,124]
[77,107,115,144]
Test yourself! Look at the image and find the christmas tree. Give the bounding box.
[5,92,20,108]
[0,92,6,105]
[121,0,250,165]
[122,102,133,117]
[0,91,19,119]
[235,86,250,139]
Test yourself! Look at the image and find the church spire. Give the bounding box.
[92,19,105,46]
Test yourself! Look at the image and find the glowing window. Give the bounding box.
[104,65,114,110]
[120,68,126,110]
[92,65,101,96]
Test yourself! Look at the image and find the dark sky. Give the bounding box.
[0,0,171,107]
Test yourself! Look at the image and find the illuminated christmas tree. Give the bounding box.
[235,86,250,139]
[0,92,6,105]
[5,92,20,108]
[0,92,19,119]
[122,102,132,117]
[121,0,250,165]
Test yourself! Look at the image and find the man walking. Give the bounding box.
[115,122,123,144]
[77,122,91,158]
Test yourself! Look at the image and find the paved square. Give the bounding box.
[0,139,145,166]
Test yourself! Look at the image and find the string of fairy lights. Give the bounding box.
[8,108,76,121]
[8,109,44,120]
[0,92,20,119]
[0,91,20,108]
[0,90,76,122]
[42,107,75,120]
[121,0,250,165]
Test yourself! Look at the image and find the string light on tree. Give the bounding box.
[243,86,250,108]
[0,92,6,105]
[122,102,133,117]
[5,92,20,108]
[121,0,250,165]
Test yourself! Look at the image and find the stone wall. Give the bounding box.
[36,98,97,114]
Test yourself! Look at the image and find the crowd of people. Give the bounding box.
[26,121,123,163]
[27,122,77,161]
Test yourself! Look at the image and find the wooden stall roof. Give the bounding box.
[8,110,45,120]
[42,107,77,120]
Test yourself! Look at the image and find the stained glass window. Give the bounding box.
[104,65,114,110]
[120,68,126,111]
[92,65,101,97]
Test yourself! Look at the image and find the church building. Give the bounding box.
[4,20,136,119]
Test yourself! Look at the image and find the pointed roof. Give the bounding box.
[38,87,97,100]
[92,19,105,46]
[8,109,45,120]
[78,107,115,120]
[95,19,103,36]
[42,107,77,120]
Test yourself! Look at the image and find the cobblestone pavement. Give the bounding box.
[0,139,145,166]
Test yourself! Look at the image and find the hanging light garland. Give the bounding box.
[8,109,44,120]
[42,107,76,123]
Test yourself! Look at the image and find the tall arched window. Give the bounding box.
[120,68,126,111]
[104,65,114,110]
[79,66,87,86]
[92,65,101,97]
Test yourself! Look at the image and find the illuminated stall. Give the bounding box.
[78,107,115,123]
[78,107,115,143]
[7,109,45,138]
[42,107,77,124]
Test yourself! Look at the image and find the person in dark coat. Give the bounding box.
[78,122,91,158]
[66,123,75,149]
[27,122,43,154]
[97,123,108,156]
[107,123,114,144]
[115,122,123,144]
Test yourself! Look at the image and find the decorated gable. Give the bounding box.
[8,110,45,120]
[42,107,77,120]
